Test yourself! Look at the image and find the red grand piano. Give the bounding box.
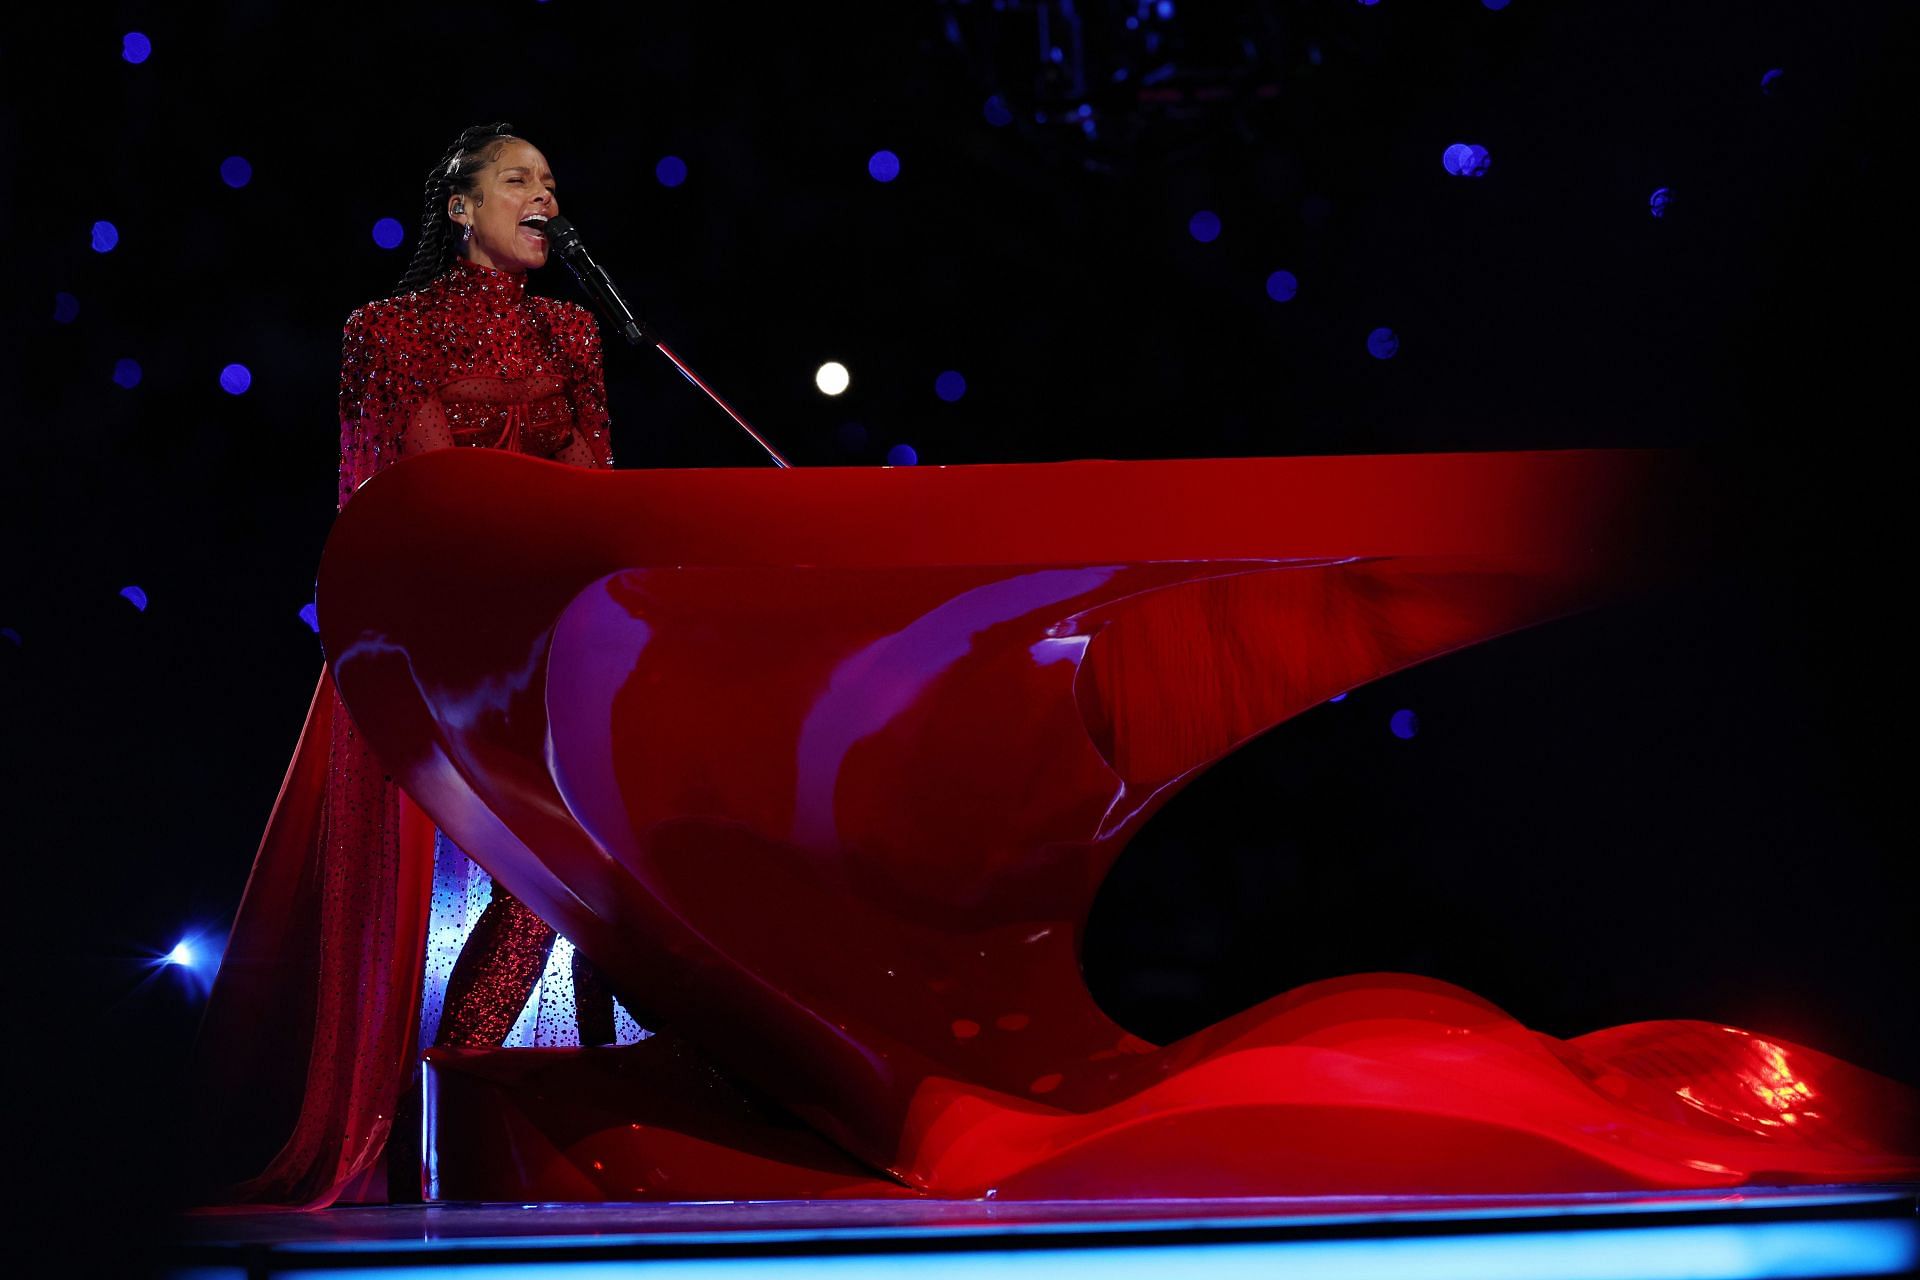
[314,449,1918,1201]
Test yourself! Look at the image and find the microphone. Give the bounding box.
[539,216,648,347]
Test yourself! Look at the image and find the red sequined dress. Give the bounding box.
[195,258,613,1208]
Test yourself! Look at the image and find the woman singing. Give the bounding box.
[195,123,623,1208]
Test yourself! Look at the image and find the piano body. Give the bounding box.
[316,449,1918,1199]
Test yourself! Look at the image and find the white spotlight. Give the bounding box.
[166,941,195,967]
[815,361,851,396]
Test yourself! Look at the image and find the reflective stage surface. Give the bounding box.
[172,1187,1920,1278]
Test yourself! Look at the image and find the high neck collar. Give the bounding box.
[440,255,528,303]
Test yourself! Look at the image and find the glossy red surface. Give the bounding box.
[424,1038,912,1201]
[319,449,1919,1196]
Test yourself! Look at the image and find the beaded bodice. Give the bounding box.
[337,257,613,510]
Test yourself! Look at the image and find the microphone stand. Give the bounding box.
[543,218,793,469]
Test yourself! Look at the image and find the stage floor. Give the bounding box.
[169,1186,1920,1278]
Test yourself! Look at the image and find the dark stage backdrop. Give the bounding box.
[0,0,1912,1246]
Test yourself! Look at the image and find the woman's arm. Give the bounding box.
[337,304,430,510]
[552,305,614,470]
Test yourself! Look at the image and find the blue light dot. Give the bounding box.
[1649,187,1673,219]
[1443,143,1491,177]
[122,32,152,64]
[1329,692,1348,703]
[219,363,253,396]
[112,357,143,388]
[869,150,902,183]
[1356,0,1380,6]
[120,585,149,612]
[298,603,319,633]
[935,370,968,403]
[1390,709,1419,739]
[53,292,80,324]
[886,443,919,466]
[166,941,195,967]
[91,221,119,253]
[1761,68,1784,96]
[1188,210,1222,243]
[219,155,253,189]
[655,155,688,188]
[984,95,1013,127]
[1266,270,1299,302]
[1155,1,1174,17]
[1367,327,1401,360]
[1482,0,1511,9]
[371,217,405,250]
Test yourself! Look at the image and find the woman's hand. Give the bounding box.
[551,425,600,469]
[402,397,454,455]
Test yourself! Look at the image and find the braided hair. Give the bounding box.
[396,121,520,294]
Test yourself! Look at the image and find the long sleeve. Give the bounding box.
[338,307,397,511]
[337,303,437,510]
[553,303,615,470]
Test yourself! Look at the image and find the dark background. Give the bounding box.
[0,0,1913,1258]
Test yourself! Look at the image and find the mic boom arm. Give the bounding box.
[543,216,793,469]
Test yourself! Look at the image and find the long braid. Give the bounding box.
[395,122,518,295]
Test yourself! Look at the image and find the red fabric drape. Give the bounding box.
[191,669,436,1207]
[191,259,614,1208]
